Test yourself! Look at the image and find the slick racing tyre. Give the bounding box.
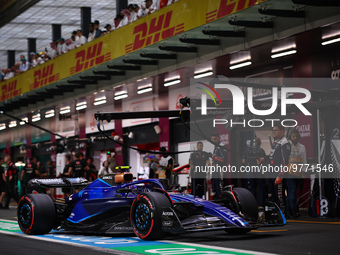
[222,187,258,234]
[130,192,171,240]
[232,187,258,221]
[17,194,56,235]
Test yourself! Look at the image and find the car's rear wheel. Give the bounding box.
[17,194,56,235]
[130,192,171,240]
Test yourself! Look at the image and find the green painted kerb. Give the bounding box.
[0,220,21,232]
[113,243,255,255]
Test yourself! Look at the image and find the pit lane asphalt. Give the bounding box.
[1,205,340,255]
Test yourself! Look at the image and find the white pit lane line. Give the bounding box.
[1,219,277,255]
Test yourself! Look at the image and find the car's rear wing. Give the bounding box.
[27,177,89,194]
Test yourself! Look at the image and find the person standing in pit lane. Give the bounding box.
[20,156,39,195]
[149,157,159,179]
[242,137,266,200]
[65,152,89,179]
[211,132,228,200]
[65,152,89,192]
[190,141,210,198]
[285,129,306,218]
[4,156,18,209]
[98,160,114,179]
[258,124,291,213]
[157,147,174,190]
[106,152,118,173]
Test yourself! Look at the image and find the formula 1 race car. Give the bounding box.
[17,173,286,240]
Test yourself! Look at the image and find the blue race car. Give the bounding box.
[17,172,286,240]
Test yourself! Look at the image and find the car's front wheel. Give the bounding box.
[130,192,171,240]
[222,187,258,235]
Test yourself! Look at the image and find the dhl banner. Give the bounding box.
[0,0,267,103]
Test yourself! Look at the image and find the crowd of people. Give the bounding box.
[188,124,307,219]
[0,152,121,208]
[0,0,179,82]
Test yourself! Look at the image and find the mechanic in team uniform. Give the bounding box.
[66,152,89,178]
[158,147,174,190]
[258,124,291,212]
[4,156,18,209]
[190,141,210,198]
[79,152,87,168]
[285,129,306,218]
[80,152,96,180]
[211,132,228,200]
[20,157,39,195]
[242,138,266,200]
[65,152,89,192]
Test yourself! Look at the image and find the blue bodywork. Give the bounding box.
[61,177,285,233]
[65,178,249,228]
[21,173,286,238]
[66,178,166,224]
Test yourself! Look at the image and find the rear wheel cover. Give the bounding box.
[17,194,56,235]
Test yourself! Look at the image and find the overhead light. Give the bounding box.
[230,53,251,70]
[20,117,28,125]
[137,87,152,94]
[115,90,127,96]
[94,97,107,105]
[137,84,153,94]
[271,44,296,59]
[164,78,181,87]
[271,49,297,58]
[76,101,87,110]
[229,61,252,70]
[114,93,128,100]
[9,121,17,128]
[0,123,5,130]
[60,106,70,114]
[114,89,128,100]
[32,113,41,122]
[322,37,340,46]
[194,70,213,79]
[45,110,55,118]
